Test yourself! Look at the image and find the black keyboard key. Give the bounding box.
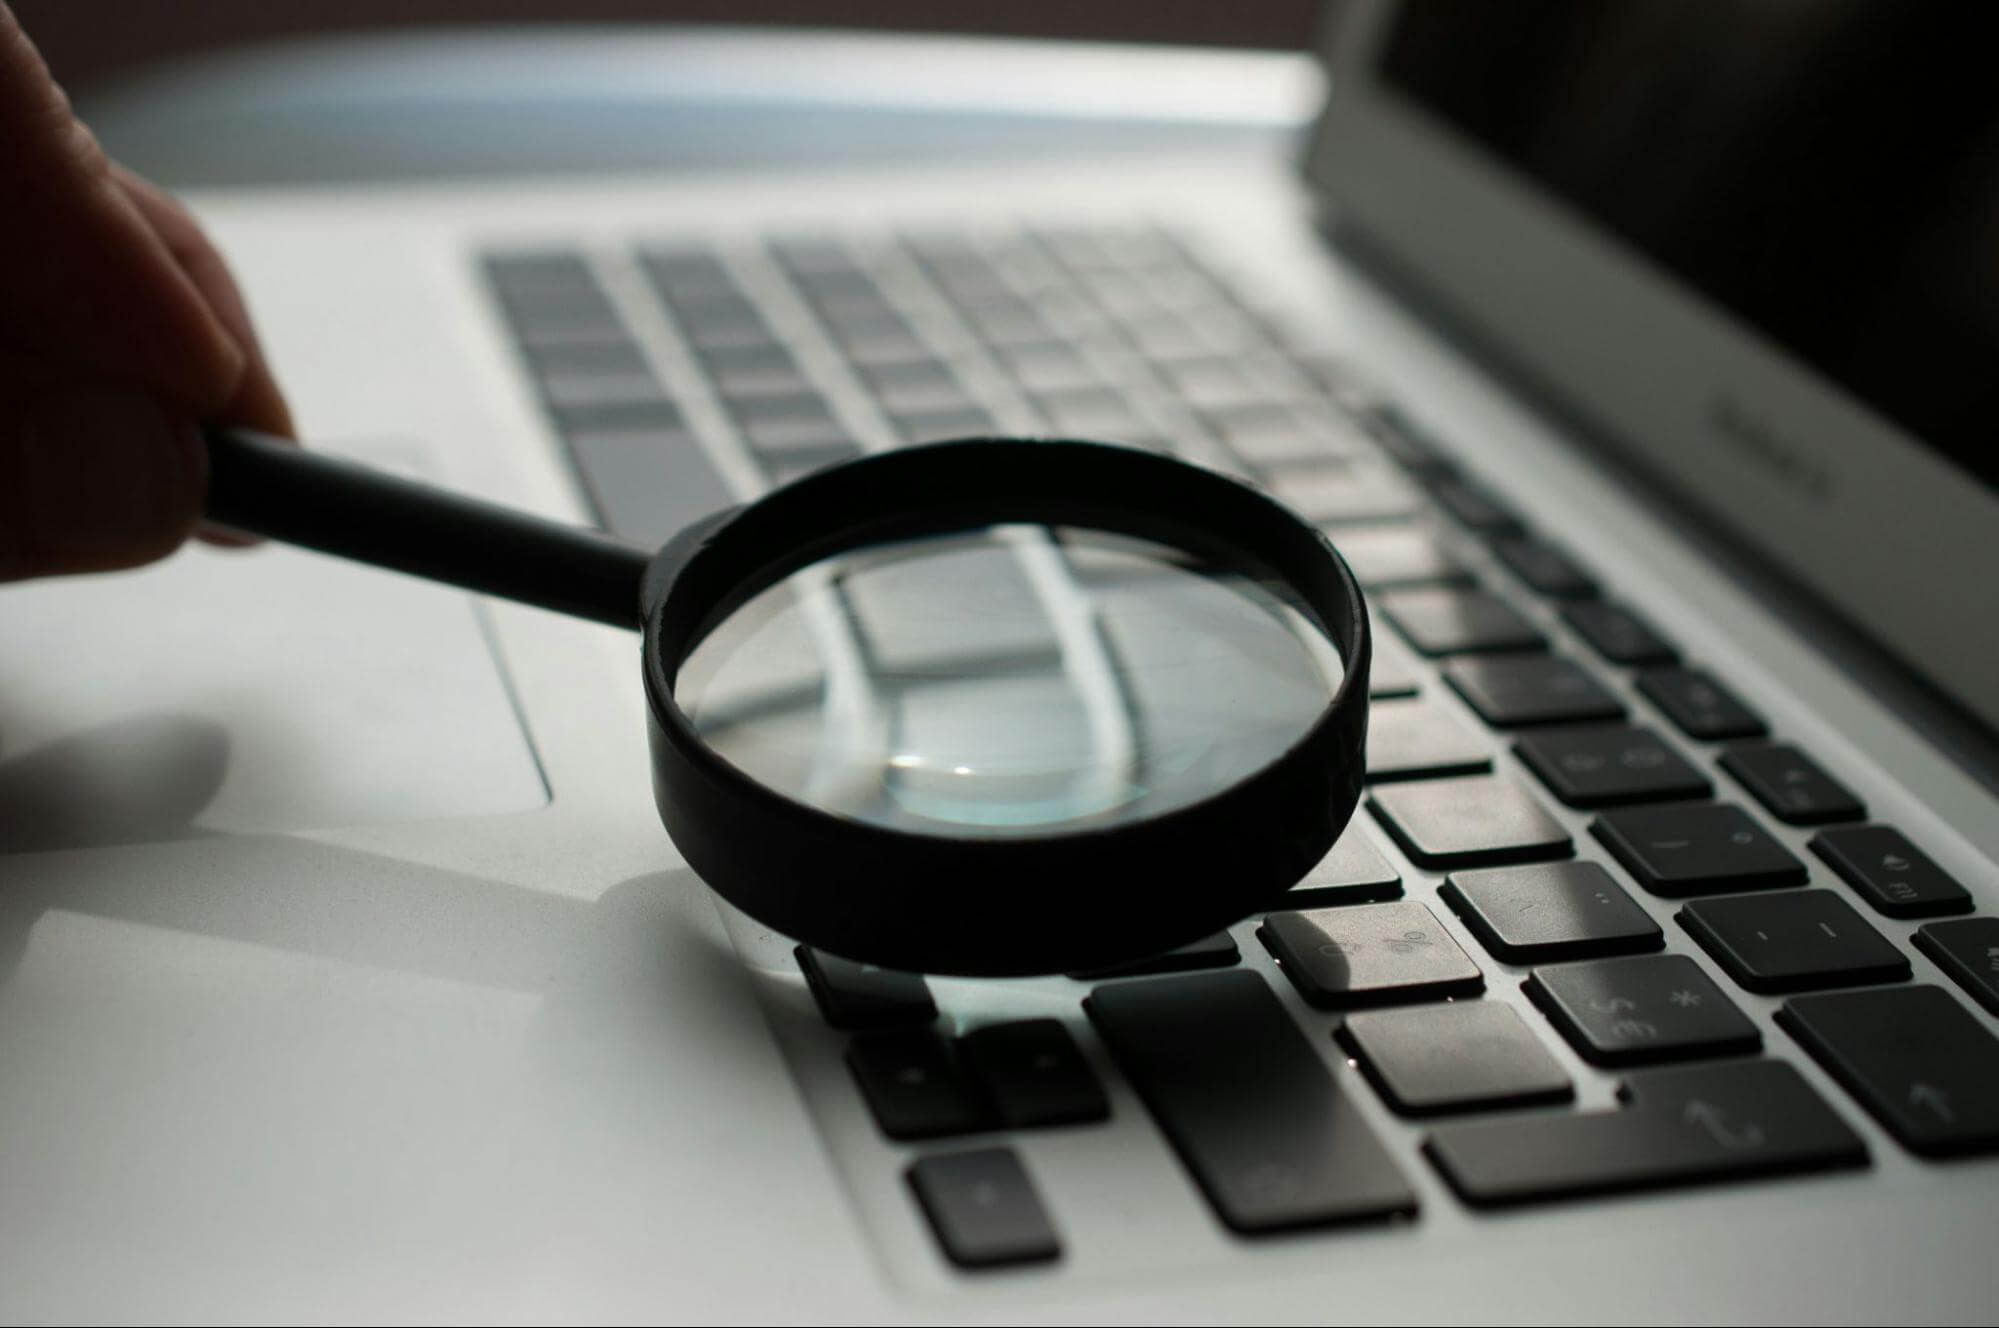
[682,311,779,353]
[1778,985,1999,1156]
[485,250,597,293]
[527,338,658,383]
[514,313,631,352]
[538,368,671,413]
[726,388,837,423]
[1338,1001,1572,1115]
[760,441,866,486]
[1269,463,1422,525]
[1363,405,1454,475]
[1036,386,1147,439]
[1811,825,1973,919]
[1493,537,1598,599]
[1637,668,1767,741]
[640,248,737,298]
[1068,932,1238,980]
[863,355,961,395]
[1367,629,1424,699]
[740,415,856,454]
[1210,403,1368,469]
[1001,341,1100,393]
[1678,891,1909,994]
[1440,862,1663,963]
[1430,478,1523,535]
[1284,828,1403,908]
[891,406,1000,444]
[847,1032,989,1139]
[796,945,936,1030]
[907,1148,1061,1268]
[703,343,808,395]
[564,426,735,547]
[495,281,618,325]
[1443,655,1624,727]
[526,339,650,377]
[1514,724,1712,807]
[551,397,685,435]
[1369,774,1572,870]
[1719,743,1865,826]
[1086,971,1418,1231]
[1378,588,1546,656]
[957,1020,1108,1128]
[1329,526,1471,589]
[1914,919,1999,1015]
[1561,601,1678,667]
[1364,698,1492,782]
[1593,803,1807,897]
[1527,954,1760,1065]
[1261,902,1484,1008]
[1425,1059,1866,1207]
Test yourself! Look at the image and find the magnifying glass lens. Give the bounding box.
[675,524,1344,839]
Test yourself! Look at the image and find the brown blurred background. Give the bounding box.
[13,1,1321,92]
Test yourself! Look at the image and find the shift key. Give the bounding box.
[1086,970,1417,1232]
[1426,1059,1866,1206]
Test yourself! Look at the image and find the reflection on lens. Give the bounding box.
[674,525,1343,837]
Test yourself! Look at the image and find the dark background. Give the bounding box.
[14,1,1323,91]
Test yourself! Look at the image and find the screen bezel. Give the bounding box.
[1303,0,1999,736]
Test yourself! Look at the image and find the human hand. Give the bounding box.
[0,3,293,582]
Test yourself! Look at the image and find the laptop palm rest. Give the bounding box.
[0,442,548,854]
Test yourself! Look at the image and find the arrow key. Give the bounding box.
[908,1148,1061,1267]
[848,1031,991,1139]
[1778,985,1999,1157]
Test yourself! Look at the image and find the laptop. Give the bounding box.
[5,0,1997,1319]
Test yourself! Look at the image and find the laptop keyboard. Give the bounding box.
[480,225,1999,1268]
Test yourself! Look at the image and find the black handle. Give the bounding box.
[203,427,652,629]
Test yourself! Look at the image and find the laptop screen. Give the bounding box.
[1377,0,1998,497]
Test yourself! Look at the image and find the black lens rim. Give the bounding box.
[638,438,1371,976]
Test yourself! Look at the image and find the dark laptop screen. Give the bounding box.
[1378,0,1998,494]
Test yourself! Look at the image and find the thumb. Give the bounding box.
[0,382,206,581]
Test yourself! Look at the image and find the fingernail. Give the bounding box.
[16,391,201,558]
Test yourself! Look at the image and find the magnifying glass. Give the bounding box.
[203,428,1371,976]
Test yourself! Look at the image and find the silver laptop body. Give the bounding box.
[3,2,1996,1320]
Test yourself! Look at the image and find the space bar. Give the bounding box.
[1085,970,1417,1232]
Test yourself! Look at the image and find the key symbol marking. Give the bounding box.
[1908,1083,1956,1122]
[1683,1100,1765,1150]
